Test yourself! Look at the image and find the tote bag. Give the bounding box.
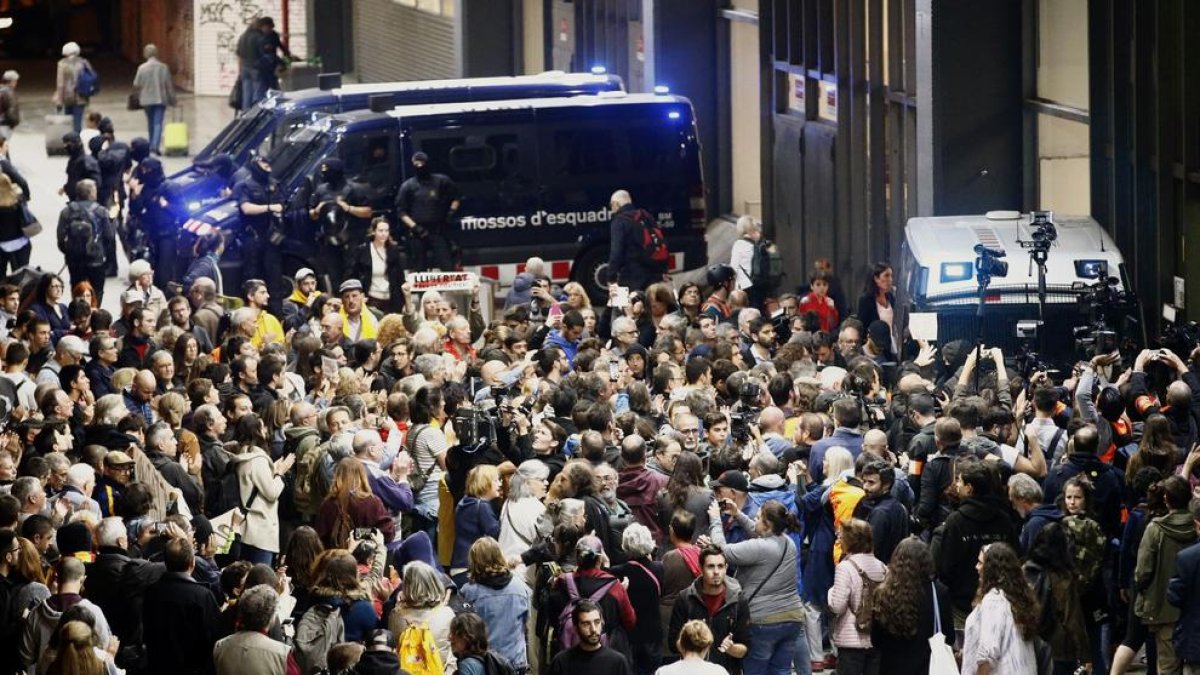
[928,582,958,675]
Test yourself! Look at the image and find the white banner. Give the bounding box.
[408,271,478,293]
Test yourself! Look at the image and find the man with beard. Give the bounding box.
[852,459,908,564]
[668,547,750,674]
[547,601,633,675]
[309,158,370,287]
[282,268,322,332]
[395,151,461,271]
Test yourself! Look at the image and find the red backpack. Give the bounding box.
[632,209,670,265]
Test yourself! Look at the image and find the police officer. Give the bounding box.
[128,157,176,290]
[309,157,371,288]
[61,132,100,203]
[395,151,461,271]
[233,155,280,294]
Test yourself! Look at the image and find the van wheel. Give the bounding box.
[574,247,609,304]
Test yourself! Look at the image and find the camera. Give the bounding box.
[454,406,496,449]
[1016,320,1041,340]
[352,527,378,540]
[738,380,763,409]
[974,244,1009,280]
[729,411,754,443]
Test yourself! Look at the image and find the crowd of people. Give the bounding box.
[5,75,1200,675]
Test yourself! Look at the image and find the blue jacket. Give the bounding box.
[739,475,805,597]
[808,428,864,484]
[459,573,532,669]
[451,495,500,570]
[1019,504,1065,555]
[182,253,220,294]
[1043,453,1124,539]
[799,482,836,604]
[1119,505,1152,591]
[544,329,580,368]
[1168,541,1200,663]
[311,593,377,643]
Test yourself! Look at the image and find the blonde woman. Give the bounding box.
[388,561,457,672]
[0,173,30,276]
[655,620,729,675]
[458,537,533,672]
[451,464,501,585]
[562,281,591,311]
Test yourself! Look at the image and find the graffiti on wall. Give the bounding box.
[197,0,269,94]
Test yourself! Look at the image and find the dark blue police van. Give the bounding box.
[169,71,624,217]
[183,91,707,301]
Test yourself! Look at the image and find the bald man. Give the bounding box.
[123,369,157,423]
[606,189,668,292]
[758,406,793,458]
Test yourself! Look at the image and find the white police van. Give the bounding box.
[897,211,1134,355]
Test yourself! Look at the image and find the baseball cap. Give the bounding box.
[338,279,363,294]
[294,268,316,283]
[867,320,891,348]
[104,450,134,467]
[121,289,144,305]
[711,470,749,492]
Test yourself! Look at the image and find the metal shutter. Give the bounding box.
[353,0,458,82]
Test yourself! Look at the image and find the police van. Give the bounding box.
[184,91,707,300]
[169,71,624,216]
[897,211,1134,357]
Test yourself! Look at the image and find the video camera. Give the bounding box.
[730,381,763,443]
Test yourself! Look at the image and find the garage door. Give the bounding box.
[353,0,458,82]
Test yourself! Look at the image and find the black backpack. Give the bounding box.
[62,203,104,265]
[99,142,130,178]
[215,456,260,515]
[750,239,785,291]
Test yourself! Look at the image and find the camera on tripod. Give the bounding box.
[974,244,1009,281]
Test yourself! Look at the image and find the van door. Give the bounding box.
[409,123,541,266]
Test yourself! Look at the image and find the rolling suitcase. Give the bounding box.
[163,107,188,156]
[44,113,74,155]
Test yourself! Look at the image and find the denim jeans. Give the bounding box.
[144,104,166,153]
[745,621,800,675]
[239,542,275,566]
[241,69,265,112]
[65,104,84,132]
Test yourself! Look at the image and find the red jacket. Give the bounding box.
[798,292,840,332]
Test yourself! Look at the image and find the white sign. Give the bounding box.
[1164,304,1177,323]
[908,312,939,342]
[408,271,478,293]
[1175,276,1186,309]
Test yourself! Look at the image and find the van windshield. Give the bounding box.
[269,127,328,187]
[196,107,276,163]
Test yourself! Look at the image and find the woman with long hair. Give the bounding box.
[308,549,379,643]
[1023,522,1090,675]
[706,499,808,675]
[389,560,457,671]
[37,606,120,675]
[30,273,71,340]
[350,217,406,313]
[44,620,107,675]
[0,173,31,277]
[1127,413,1179,481]
[172,332,201,385]
[871,537,954,675]
[962,543,1040,675]
[657,451,713,540]
[458,537,532,673]
[229,413,295,564]
[655,620,728,675]
[283,526,324,620]
[316,457,395,549]
[855,262,895,336]
[561,281,591,312]
[1058,474,1109,671]
[499,459,549,564]
[450,464,502,586]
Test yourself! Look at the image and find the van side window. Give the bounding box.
[340,134,395,190]
[416,131,526,185]
[551,127,620,176]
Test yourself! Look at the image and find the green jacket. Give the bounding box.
[1134,510,1197,624]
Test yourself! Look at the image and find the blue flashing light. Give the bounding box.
[653,85,670,94]
[667,110,681,120]
[939,261,973,283]
[590,65,607,74]
[187,201,202,212]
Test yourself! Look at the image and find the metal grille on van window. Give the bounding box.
[973,227,1003,251]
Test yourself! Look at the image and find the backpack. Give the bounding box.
[479,652,518,675]
[846,558,880,633]
[62,203,104,265]
[75,62,100,98]
[1062,514,1106,590]
[98,142,130,178]
[294,603,345,674]
[631,209,670,266]
[291,434,325,516]
[397,622,445,675]
[554,573,616,652]
[215,457,259,516]
[750,239,785,291]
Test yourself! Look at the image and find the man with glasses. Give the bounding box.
[93,450,134,517]
[609,316,640,357]
[837,323,864,360]
[85,334,118,397]
[672,413,702,455]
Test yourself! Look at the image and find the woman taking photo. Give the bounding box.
[656,620,730,675]
[30,273,71,340]
[706,500,808,675]
[0,174,30,277]
[854,262,895,342]
[458,537,532,674]
[451,464,502,586]
[229,413,295,564]
[827,519,886,675]
[350,217,405,313]
[499,459,550,565]
[316,458,395,548]
[961,543,1040,675]
[871,537,954,675]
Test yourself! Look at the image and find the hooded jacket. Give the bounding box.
[1019,504,1065,555]
[544,329,581,368]
[854,490,909,564]
[932,495,1018,612]
[669,576,751,675]
[1042,451,1124,538]
[19,593,113,670]
[231,447,285,552]
[616,465,669,541]
[1134,509,1198,624]
[459,571,532,669]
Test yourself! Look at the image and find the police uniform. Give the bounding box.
[310,158,370,287]
[128,157,177,289]
[395,155,461,271]
[232,159,277,288]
